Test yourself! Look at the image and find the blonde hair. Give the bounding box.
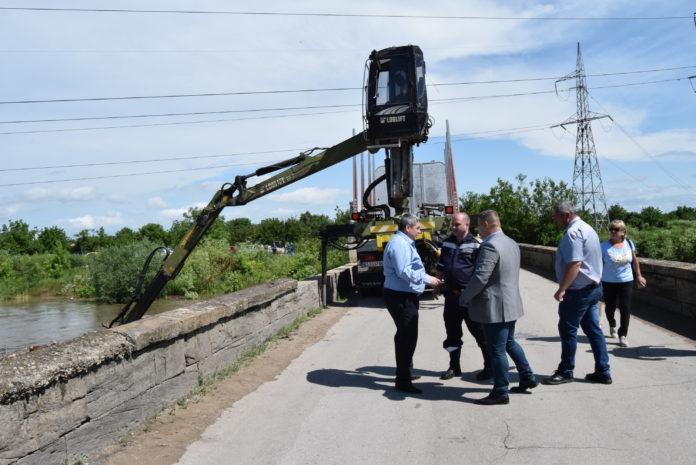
[609,219,627,240]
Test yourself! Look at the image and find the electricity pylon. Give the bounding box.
[552,43,610,231]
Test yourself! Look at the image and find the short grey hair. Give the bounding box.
[554,201,577,215]
[398,213,419,231]
[478,209,500,226]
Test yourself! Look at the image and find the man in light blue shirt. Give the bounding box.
[543,201,612,386]
[383,214,441,393]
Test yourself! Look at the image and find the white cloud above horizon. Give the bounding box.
[1,0,693,232]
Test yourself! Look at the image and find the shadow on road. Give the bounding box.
[526,335,591,344]
[306,366,489,403]
[609,345,696,361]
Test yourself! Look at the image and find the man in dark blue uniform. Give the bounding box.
[436,212,491,380]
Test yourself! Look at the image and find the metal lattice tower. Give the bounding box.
[553,43,610,230]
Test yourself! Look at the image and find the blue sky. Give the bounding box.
[0,0,694,235]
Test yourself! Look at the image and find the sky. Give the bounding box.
[0,0,695,235]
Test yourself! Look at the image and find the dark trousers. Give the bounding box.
[383,288,420,383]
[443,293,489,369]
[482,321,535,396]
[602,281,633,337]
[558,284,610,377]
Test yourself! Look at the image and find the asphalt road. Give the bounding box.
[175,269,696,465]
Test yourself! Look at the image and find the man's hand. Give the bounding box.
[554,288,565,302]
[429,276,443,288]
[636,275,647,288]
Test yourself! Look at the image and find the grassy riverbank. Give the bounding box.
[1,239,346,302]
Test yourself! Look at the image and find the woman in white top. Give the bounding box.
[600,220,647,347]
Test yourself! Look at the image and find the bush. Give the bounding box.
[86,240,160,303]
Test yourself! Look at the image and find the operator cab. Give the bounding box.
[364,45,429,149]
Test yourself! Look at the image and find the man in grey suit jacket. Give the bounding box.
[459,210,537,405]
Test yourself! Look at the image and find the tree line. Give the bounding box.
[459,174,696,262]
[0,208,351,256]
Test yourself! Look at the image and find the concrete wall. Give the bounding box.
[0,265,356,465]
[519,244,696,321]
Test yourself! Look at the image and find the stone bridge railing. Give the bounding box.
[0,264,356,465]
[519,244,696,323]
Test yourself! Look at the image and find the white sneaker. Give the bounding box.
[619,336,629,347]
[609,327,617,338]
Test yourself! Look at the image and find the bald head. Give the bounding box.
[451,212,470,241]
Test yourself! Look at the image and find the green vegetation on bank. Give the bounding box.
[0,209,349,301]
[2,176,694,300]
[460,175,696,263]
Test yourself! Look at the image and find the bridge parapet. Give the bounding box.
[519,243,696,323]
[0,264,355,465]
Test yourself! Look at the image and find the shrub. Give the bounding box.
[86,240,160,303]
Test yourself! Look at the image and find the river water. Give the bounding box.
[0,298,185,355]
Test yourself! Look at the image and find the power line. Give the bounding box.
[2,66,694,105]
[2,123,557,173]
[0,149,304,172]
[588,76,692,91]
[0,103,361,125]
[431,65,696,87]
[0,160,281,188]
[610,119,695,194]
[1,76,687,126]
[0,87,360,105]
[0,7,689,21]
[0,109,358,136]
[588,93,696,195]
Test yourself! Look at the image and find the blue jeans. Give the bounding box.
[482,321,535,396]
[557,284,610,377]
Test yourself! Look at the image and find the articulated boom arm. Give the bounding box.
[110,132,368,326]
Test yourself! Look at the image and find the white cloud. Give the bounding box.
[25,186,96,202]
[1,0,692,229]
[160,201,208,219]
[0,204,18,217]
[270,208,297,218]
[268,187,346,205]
[147,196,168,208]
[60,213,125,230]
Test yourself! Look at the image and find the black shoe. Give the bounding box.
[542,371,574,385]
[585,372,613,384]
[440,368,462,380]
[395,383,422,394]
[474,393,510,405]
[475,368,493,381]
[510,377,539,393]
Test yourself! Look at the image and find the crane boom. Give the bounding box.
[109,44,431,326]
[109,133,368,326]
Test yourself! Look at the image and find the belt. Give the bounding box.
[567,282,600,292]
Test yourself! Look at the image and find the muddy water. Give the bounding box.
[0,298,185,355]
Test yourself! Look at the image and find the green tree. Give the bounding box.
[0,219,38,254]
[673,205,696,221]
[226,218,255,244]
[36,226,70,253]
[255,218,287,244]
[608,204,629,221]
[459,175,575,245]
[459,191,491,217]
[639,206,666,228]
[138,223,168,245]
[112,227,138,246]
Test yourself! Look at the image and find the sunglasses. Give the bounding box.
[608,228,623,232]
